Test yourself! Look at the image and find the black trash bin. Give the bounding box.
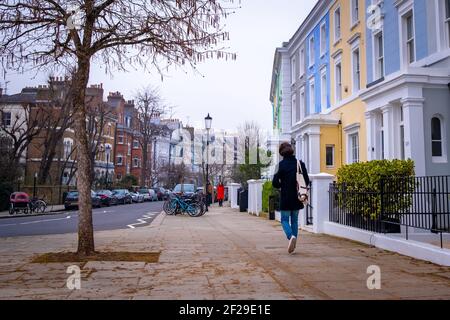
[237,187,242,206]
[268,191,280,220]
[239,189,248,212]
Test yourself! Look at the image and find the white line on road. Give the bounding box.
[127,212,159,229]
[20,216,71,225]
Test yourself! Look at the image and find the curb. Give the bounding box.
[0,209,67,220]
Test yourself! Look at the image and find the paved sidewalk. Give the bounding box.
[0,206,449,300]
[0,205,66,219]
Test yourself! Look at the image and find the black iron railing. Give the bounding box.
[329,183,388,233]
[381,176,450,248]
[306,185,313,225]
[329,176,450,248]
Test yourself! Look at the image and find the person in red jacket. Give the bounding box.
[217,182,225,207]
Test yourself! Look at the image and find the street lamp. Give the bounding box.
[105,145,111,189]
[33,172,38,198]
[205,114,212,211]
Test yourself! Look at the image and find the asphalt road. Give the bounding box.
[0,201,163,238]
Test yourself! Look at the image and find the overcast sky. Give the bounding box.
[2,0,317,133]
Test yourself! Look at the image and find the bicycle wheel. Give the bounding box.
[186,203,202,217]
[164,199,177,215]
[36,200,47,213]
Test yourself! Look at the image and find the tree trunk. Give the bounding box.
[73,57,95,256]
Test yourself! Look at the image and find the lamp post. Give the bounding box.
[205,113,212,211]
[105,145,111,189]
[33,172,37,198]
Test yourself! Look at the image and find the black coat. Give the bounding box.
[272,155,310,211]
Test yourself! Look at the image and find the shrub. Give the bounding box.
[262,181,280,213]
[336,160,415,219]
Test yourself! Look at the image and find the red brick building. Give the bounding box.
[108,92,150,187]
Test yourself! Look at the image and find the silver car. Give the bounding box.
[130,192,144,203]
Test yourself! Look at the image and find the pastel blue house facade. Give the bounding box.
[362,0,450,177]
[306,13,331,115]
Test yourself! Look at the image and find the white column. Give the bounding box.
[402,98,426,176]
[381,104,394,160]
[309,130,321,174]
[254,180,264,217]
[247,180,255,214]
[365,111,375,161]
[309,173,335,234]
[228,183,241,209]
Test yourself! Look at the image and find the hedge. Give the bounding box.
[262,181,280,213]
[336,159,415,220]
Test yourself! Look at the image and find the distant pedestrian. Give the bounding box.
[206,181,213,209]
[217,182,225,207]
[272,142,310,254]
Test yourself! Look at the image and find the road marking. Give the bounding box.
[0,223,18,228]
[127,212,160,229]
[20,216,71,225]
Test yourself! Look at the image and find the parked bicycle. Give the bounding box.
[164,193,204,217]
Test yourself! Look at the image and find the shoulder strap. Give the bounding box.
[297,160,303,174]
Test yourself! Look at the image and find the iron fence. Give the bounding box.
[329,183,388,233]
[329,176,450,248]
[306,185,313,225]
[381,176,450,248]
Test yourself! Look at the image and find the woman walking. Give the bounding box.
[217,182,225,207]
[272,142,310,254]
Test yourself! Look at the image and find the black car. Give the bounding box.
[64,191,102,210]
[96,190,118,207]
[112,189,133,205]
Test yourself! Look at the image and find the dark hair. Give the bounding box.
[279,142,294,157]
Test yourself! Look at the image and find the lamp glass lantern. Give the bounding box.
[205,113,212,130]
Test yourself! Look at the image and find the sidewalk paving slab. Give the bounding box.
[0,206,449,300]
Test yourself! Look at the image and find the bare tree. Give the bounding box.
[135,86,167,186]
[36,77,75,185]
[0,104,49,181]
[0,0,235,255]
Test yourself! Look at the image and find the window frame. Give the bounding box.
[300,86,306,122]
[404,12,415,64]
[431,115,447,163]
[334,7,341,44]
[374,31,385,80]
[445,0,450,47]
[1,111,12,127]
[320,67,327,112]
[335,60,342,103]
[117,154,124,166]
[291,94,298,125]
[352,47,361,94]
[309,36,315,67]
[351,0,360,27]
[291,53,297,84]
[320,21,327,57]
[299,47,305,77]
[309,77,315,115]
[326,145,335,168]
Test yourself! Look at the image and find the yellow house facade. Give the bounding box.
[320,0,368,175]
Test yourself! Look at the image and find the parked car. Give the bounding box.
[96,190,118,207]
[130,192,144,203]
[112,189,133,205]
[173,184,196,196]
[149,189,158,201]
[64,191,102,210]
[138,188,152,202]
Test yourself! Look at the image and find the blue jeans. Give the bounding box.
[281,210,299,240]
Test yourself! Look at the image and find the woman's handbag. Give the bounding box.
[296,160,309,205]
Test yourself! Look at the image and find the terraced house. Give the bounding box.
[270,0,450,176]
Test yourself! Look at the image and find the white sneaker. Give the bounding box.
[288,236,297,254]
